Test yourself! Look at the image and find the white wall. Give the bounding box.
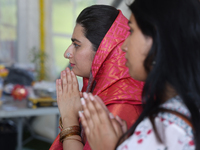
[17,0,56,81]
[96,0,132,19]
[17,0,40,64]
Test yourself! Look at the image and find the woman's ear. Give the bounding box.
[142,36,153,57]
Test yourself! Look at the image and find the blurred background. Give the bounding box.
[0,0,131,78]
[0,0,131,149]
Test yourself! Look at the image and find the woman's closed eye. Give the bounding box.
[128,29,134,34]
[73,43,80,48]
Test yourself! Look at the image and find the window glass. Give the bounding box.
[0,0,17,64]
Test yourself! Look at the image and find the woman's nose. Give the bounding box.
[64,44,73,59]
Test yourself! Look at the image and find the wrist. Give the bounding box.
[62,116,79,128]
[59,125,82,144]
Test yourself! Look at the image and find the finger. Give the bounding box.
[71,70,79,91]
[56,79,59,101]
[87,93,101,125]
[115,115,123,126]
[115,116,127,134]
[91,95,113,126]
[94,95,110,114]
[60,72,63,90]
[110,116,123,137]
[81,96,94,130]
[121,120,127,134]
[61,70,67,92]
[79,111,90,136]
[56,79,63,102]
[65,68,72,91]
[79,91,83,98]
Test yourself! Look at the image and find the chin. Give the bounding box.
[133,75,146,82]
[130,74,135,79]
[71,69,79,76]
[72,70,84,78]
[128,70,134,78]
[129,71,140,81]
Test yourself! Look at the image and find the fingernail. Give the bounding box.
[80,98,85,105]
[71,71,74,75]
[89,94,94,101]
[79,111,83,118]
[116,115,121,120]
[83,92,88,99]
[109,113,114,119]
[62,71,66,76]
[116,115,123,124]
[66,68,69,72]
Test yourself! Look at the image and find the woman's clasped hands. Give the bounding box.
[56,67,82,126]
[56,67,127,149]
[79,93,127,150]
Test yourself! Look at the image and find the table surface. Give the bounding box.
[0,96,60,118]
[0,96,60,150]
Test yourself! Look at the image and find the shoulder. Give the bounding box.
[117,117,194,150]
[117,96,195,150]
[155,113,194,149]
[155,96,194,149]
[157,96,193,138]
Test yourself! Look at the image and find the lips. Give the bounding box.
[70,63,75,67]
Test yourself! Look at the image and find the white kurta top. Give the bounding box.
[117,96,195,150]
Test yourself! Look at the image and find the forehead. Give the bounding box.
[72,24,85,40]
[129,14,137,26]
[71,24,94,51]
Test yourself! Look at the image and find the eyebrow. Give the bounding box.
[71,38,81,43]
